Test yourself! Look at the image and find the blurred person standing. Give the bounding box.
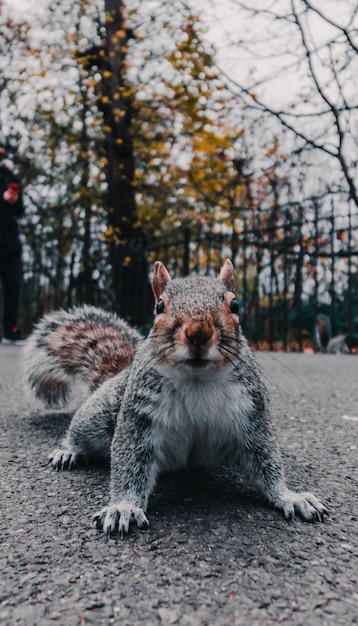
[0,132,26,345]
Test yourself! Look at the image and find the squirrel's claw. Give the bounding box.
[93,503,149,538]
[49,448,79,471]
[277,489,328,522]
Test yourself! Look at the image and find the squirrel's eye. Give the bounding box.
[230,298,239,315]
[156,299,165,315]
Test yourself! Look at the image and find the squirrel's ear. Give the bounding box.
[152,261,171,302]
[219,259,235,292]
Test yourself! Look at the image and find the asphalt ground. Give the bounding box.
[0,346,357,626]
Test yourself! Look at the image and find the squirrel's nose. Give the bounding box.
[185,322,213,347]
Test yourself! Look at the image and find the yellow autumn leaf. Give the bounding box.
[266,139,279,157]
[193,139,217,154]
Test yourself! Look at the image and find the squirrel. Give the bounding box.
[315,314,350,354]
[24,260,327,537]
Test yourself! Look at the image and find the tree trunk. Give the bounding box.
[102,0,152,324]
[103,0,136,239]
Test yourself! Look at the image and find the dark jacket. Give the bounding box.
[0,161,24,253]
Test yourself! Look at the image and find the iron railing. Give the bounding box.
[18,205,358,351]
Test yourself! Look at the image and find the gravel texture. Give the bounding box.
[0,346,357,625]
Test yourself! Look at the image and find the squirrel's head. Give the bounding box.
[151,260,240,376]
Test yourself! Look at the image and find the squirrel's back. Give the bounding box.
[24,305,142,407]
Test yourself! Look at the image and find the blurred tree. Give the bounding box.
[3,0,252,323]
[131,11,244,234]
[218,0,358,209]
[11,17,108,315]
[0,1,29,110]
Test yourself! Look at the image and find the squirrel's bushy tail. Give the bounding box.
[23,305,142,407]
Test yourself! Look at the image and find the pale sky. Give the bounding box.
[8,0,358,132]
[11,0,357,110]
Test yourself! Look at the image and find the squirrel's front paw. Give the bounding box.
[49,448,79,471]
[277,489,328,522]
[93,502,149,538]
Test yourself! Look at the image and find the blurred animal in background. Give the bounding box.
[315,314,350,354]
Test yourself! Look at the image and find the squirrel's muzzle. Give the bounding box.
[184,321,213,348]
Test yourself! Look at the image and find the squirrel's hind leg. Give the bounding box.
[48,372,126,471]
[48,408,113,471]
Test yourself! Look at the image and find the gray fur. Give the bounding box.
[25,262,327,537]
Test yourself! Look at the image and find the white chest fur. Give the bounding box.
[152,372,253,471]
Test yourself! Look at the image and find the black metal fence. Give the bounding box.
[19,203,358,351]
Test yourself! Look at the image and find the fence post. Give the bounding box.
[269,215,275,350]
[183,227,191,276]
[294,204,304,351]
[347,199,353,343]
[283,210,290,351]
[66,250,76,308]
[231,221,238,265]
[242,215,248,331]
[313,199,319,319]
[254,207,261,347]
[330,200,336,335]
